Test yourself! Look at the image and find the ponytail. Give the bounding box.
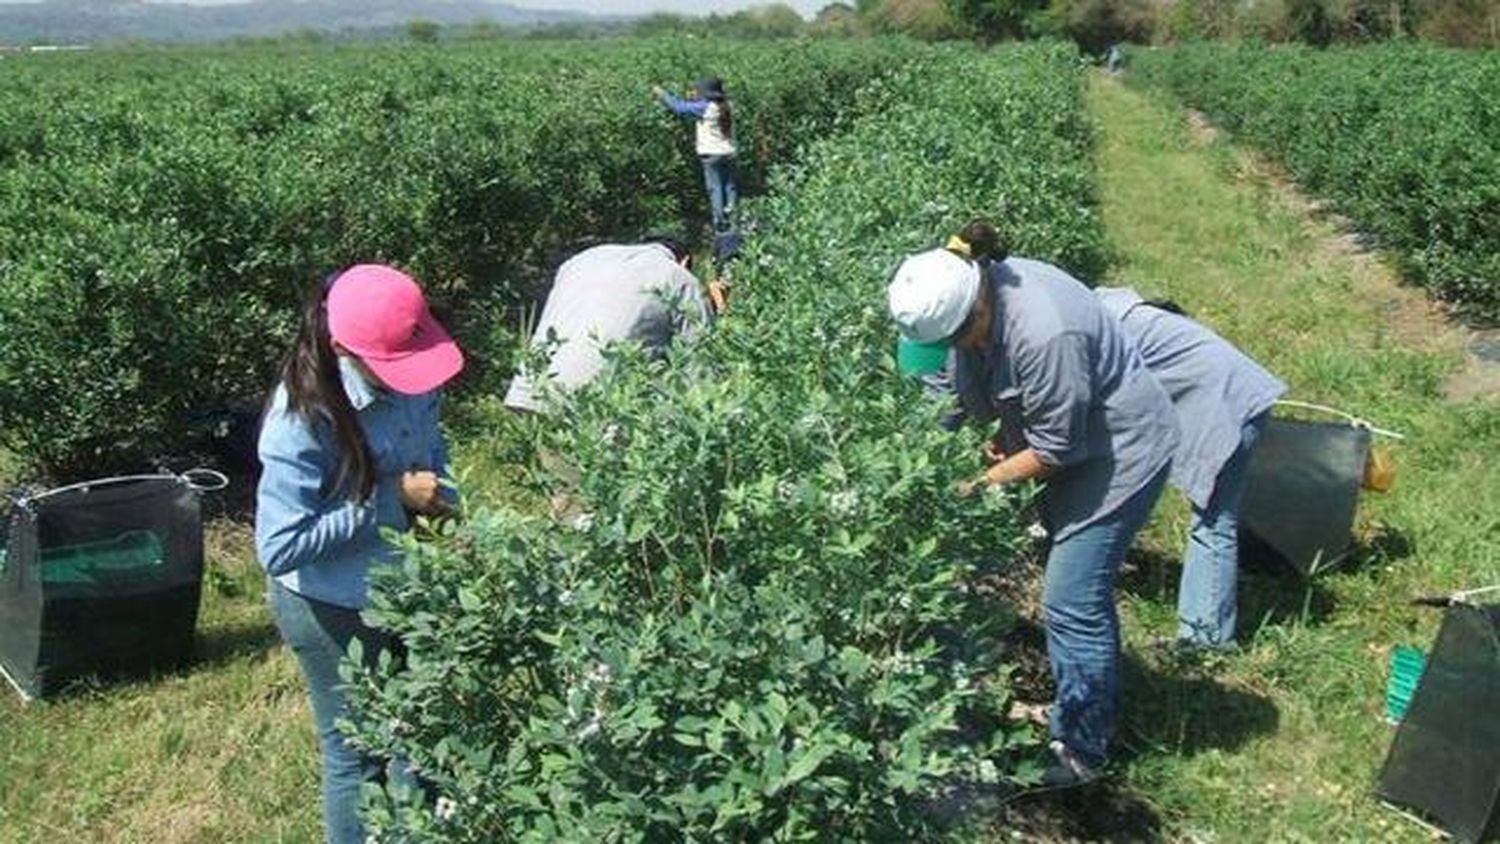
[947,219,1008,264]
[277,274,376,501]
[702,77,733,138]
[716,100,733,138]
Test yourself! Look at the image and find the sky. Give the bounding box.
[0,0,833,14]
[513,0,827,15]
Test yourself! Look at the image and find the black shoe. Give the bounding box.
[1039,741,1101,789]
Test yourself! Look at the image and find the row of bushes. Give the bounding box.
[826,0,1498,49]
[0,38,932,478]
[1129,42,1500,320]
[344,40,1107,841]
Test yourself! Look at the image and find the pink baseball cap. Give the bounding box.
[326,264,464,395]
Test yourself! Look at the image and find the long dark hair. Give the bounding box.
[277,275,375,501]
[704,77,733,138]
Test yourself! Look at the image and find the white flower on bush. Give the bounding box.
[1026,522,1049,541]
[576,713,603,741]
[829,489,859,518]
[435,796,459,822]
[777,479,798,503]
[984,483,1010,503]
[570,511,595,531]
[602,423,623,445]
[977,759,1000,784]
[881,650,919,675]
[558,588,575,606]
[588,662,613,685]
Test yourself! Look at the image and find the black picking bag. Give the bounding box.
[0,474,209,701]
[1238,417,1371,577]
[1375,604,1500,843]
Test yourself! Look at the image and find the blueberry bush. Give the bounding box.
[0,39,931,477]
[1129,43,1500,320]
[345,41,1106,841]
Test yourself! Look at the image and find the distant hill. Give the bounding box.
[0,0,610,44]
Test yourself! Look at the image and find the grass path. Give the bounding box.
[1091,73,1500,841]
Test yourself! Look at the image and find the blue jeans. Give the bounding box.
[268,578,413,844]
[700,154,738,231]
[1177,413,1267,648]
[1044,466,1168,769]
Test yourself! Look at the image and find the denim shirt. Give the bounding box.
[255,358,451,609]
[1096,287,1287,509]
[657,92,708,118]
[954,259,1178,541]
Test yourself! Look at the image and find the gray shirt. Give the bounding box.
[1096,287,1287,509]
[955,258,1178,541]
[504,243,711,413]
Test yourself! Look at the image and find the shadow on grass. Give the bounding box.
[24,621,280,704]
[1119,651,1280,761]
[1345,523,1416,569]
[992,780,1165,842]
[1120,543,1346,634]
[194,620,280,671]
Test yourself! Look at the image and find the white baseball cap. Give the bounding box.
[886,248,980,375]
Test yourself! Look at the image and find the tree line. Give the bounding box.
[398,1,1495,53]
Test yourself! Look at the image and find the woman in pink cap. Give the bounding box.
[254,264,463,844]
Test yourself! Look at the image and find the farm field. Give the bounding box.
[2,38,1498,843]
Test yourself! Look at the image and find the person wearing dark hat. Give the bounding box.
[1095,288,1286,650]
[887,226,1178,787]
[504,237,712,414]
[256,264,464,844]
[651,77,738,232]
